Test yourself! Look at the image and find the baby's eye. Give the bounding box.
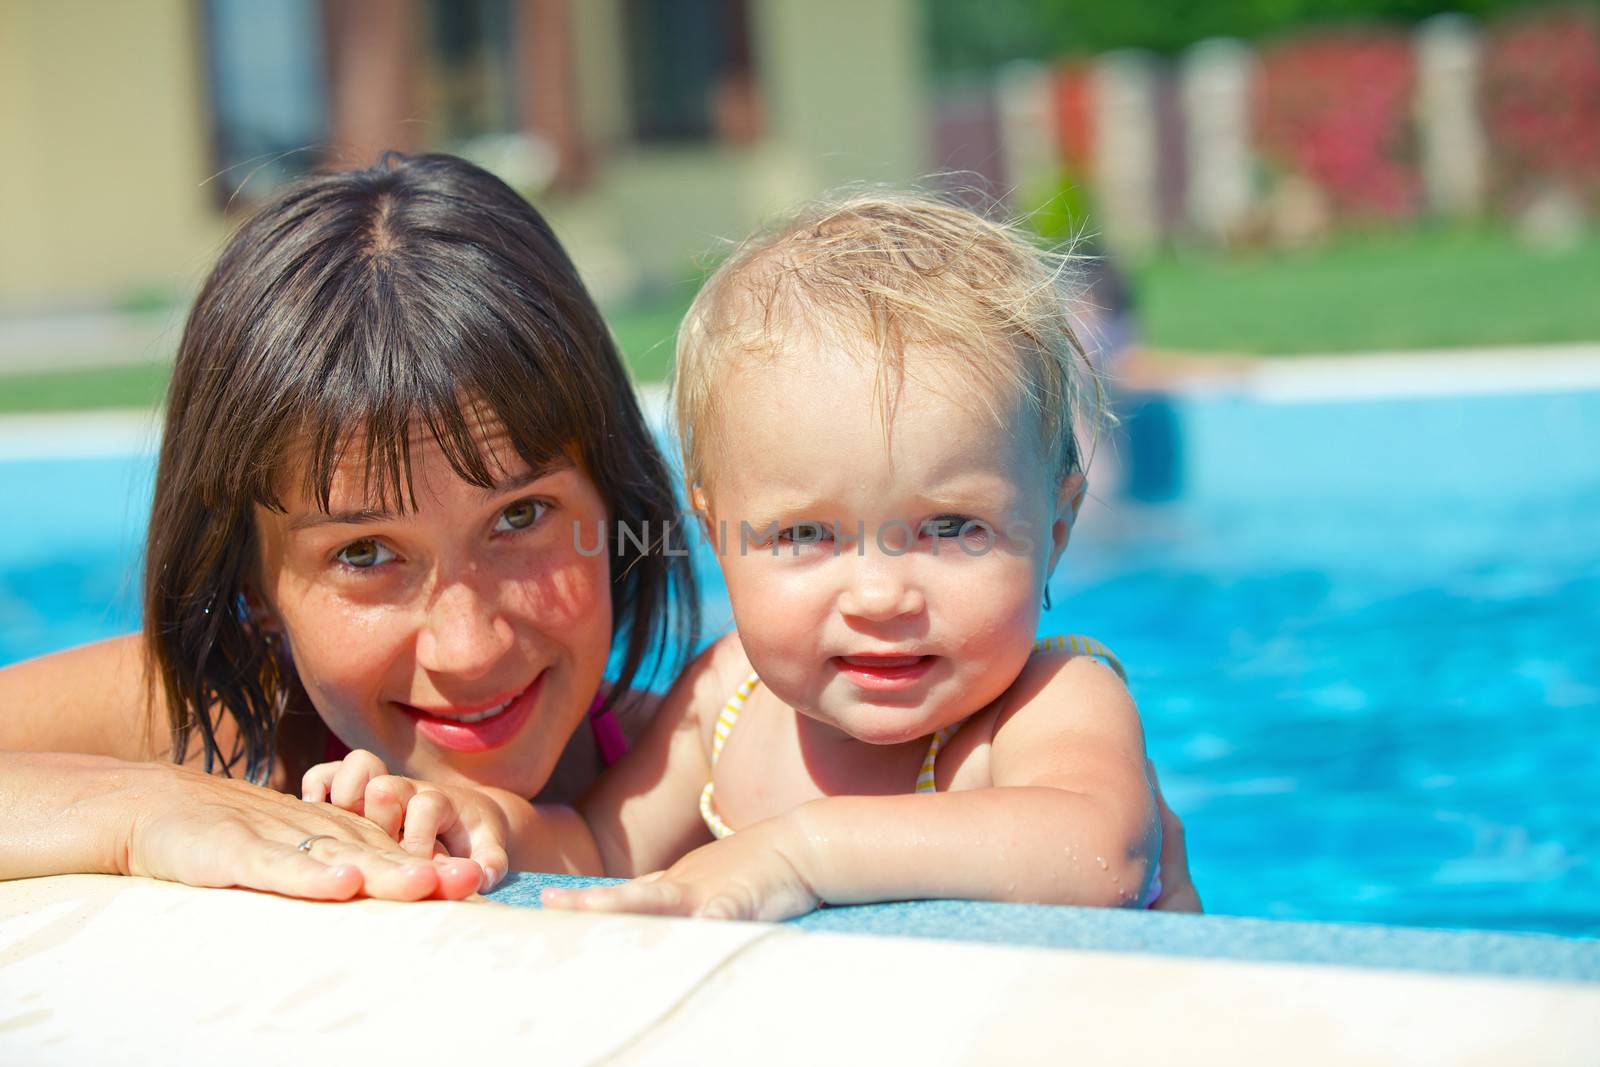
[494,498,547,533]
[921,514,977,539]
[335,539,396,569]
[779,521,834,545]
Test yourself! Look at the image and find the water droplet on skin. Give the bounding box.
[1096,856,1108,870]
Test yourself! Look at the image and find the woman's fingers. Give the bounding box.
[230,842,365,901]
[328,749,389,814]
[429,857,485,900]
[294,834,440,901]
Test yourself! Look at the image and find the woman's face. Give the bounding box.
[254,417,613,797]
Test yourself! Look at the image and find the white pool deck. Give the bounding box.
[1,875,1595,1065]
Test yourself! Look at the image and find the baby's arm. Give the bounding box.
[567,633,745,876]
[791,653,1161,908]
[556,652,1159,919]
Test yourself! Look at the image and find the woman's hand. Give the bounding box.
[302,749,514,891]
[1147,761,1202,913]
[1,752,483,901]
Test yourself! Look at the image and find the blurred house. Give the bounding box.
[0,0,928,311]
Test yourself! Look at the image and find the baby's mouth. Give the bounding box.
[832,654,936,687]
[837,654,927,670]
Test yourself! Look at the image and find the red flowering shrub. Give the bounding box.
[1481,6,1600,206]
[1255,30,1419,220]
[1051,62,1096,170]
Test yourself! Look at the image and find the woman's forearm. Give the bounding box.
[0,751,150,880]
[778,787,1160,909]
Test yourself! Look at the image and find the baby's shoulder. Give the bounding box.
[987,640,1148,785]
[994,639,1139,737]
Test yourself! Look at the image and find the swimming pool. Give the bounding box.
[2,375,1596,937]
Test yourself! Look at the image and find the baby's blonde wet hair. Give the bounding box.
[673,188,1107,495]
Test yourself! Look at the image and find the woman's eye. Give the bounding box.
[779,521,833,545]
[335,539,395,569]
[495,499,547,533]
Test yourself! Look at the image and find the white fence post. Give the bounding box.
[1091,51,1162,257]
[1181,38,1256,244]
[1416,14,1488,218]
[996,61,1056,211]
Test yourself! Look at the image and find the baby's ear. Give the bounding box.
[1047,472,1087,572]
[1059,471,1087,524]
[688,483,715,536]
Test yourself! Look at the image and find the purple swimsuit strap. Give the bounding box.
[588,692,629,767]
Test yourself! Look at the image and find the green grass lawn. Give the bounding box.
[0,360,173,414]
[2,227,1596,415]
[1135,227,1600,355]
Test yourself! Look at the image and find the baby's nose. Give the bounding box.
[837,560,925,622]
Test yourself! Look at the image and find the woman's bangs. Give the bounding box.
[285,307,582,516]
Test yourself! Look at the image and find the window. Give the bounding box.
[625,0,758,144]
[202,0,329,205]
[425,0,516,142]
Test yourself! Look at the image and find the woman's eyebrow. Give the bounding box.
[288,460,574,531]
[288,507,394,532]
[480,459,573,499]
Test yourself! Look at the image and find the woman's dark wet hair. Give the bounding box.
[146,152,697,783]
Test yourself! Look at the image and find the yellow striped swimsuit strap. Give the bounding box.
[1034,633,1126,680]
[699,671,761,839]
[914,721,963,794]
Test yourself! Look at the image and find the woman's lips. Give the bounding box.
[399,671,546,753]
[832,654,935,691]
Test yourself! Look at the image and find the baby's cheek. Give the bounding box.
[729,568,831,695]
[940,559,1041,650]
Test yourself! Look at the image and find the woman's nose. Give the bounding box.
[837,558,925,622]
[415,577,515,678]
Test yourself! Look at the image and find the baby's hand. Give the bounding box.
[541,827,819,922]
[301,749,510,891]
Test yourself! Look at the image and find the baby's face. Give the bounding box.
[701,342,1076,743]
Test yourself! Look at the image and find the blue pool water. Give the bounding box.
[2,383,1597,937]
